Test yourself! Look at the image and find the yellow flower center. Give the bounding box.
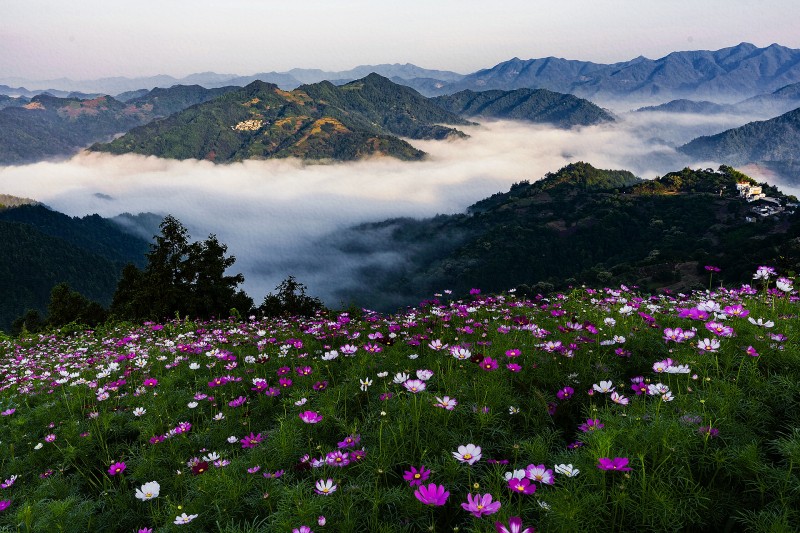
[414,474,421,479]
[463,454,472,460]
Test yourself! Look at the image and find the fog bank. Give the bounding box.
[0,112,781,307]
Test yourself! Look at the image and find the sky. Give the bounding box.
[2,0,800,80]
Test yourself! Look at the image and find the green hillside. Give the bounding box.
[91,75,470,162]
[433,88,614,127]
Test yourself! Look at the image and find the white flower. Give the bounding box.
[187,402,198,409]
[34,443,43,450]
[611,392,629,405]
[213,412,225,421]
[408,353,419,360]
[133,407,146,417]
[509,406,520,415]
[416,369,434,381]
[592,380,614,394]
[174,512,198,525]
[604,317,616,327]
[393,372,410,384]
[452,443,482,465]
[294,397,308,406]
[697,338,721,352]
[748,317,775,328]
[504,469,526,481]
[619,305,634,315]
[538,500,551,511]
[554,464,580,477]
[322,350,339,361]
[227,436,238,443]
[189,362,200,370]
[376,371,388,378]
[359,378,373,391]
[202,452,220,462]
[135,481,160,501]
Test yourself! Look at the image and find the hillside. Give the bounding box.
[679,106,800,169]
[91,75,470,162]
[635,99,737,114]
[0,204,150,331]
[0,86,243,165]
[329,163,799,309]
[432,88,614,127]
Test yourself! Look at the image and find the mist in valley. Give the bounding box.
[0,111,787,310]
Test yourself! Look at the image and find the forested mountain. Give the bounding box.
[91,75,470,162]
[328,163,799,309]
[679,107,800,170]
[432,88,614,127]
[0,85,244,165]
[0,204,149,331]
[636,99,737,114]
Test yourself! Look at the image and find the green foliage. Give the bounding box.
[111,215,252,321]
[259,276,325,318]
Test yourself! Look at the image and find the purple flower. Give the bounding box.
[299,411,323,424]
[746,346,760,357]
[292,527,313,533]
[403,465,431,487]
[507,477,537,495]
[414,483,449,506]
[525,464,554,484]
[337,434,361,449]
[461,492,501,517]
[403,379,427,393]
[480,357,499,371]
[495,516,534,533]
[0,500,10,512]
[556,386,574,400]
[597,457,632,471]
[579,418,604,432]
[241,432,263,449]
[108,461,126,476]
[0,409,15,416]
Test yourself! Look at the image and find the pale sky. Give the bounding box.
[2,0,799,80]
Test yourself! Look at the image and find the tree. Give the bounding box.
[258,276,324,317]
[46,282,107,328]
[110,215,251,321]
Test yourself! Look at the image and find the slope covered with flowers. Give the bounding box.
[0,267,798,532]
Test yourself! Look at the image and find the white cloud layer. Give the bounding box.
[0,113,790,307]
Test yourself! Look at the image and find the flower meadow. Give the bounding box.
[0,268,799,532]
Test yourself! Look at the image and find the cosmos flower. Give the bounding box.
[597,457,632,471]
[525,464,554,484]
[299,411,323,424]
[461,492,502,517]
[434,396,458,410]
[174,513,198,525]
[403,379,426,393]
[135,481,160,501]
[413,483,449,506]
[494,516,534,533]
[556,386,574,400]
[108,462,126,476]
[403,465,431,487]
[554,463,580,477]
[314,478,337,495]
[507,477,536,495]
[453,444,482,465]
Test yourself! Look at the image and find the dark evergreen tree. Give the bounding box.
[259,276,324,317]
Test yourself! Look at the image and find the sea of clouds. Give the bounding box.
[1,112,795,307]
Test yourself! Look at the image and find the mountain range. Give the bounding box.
[90,75,615,162]
[4,43,800,106]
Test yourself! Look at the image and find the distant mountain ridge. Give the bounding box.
[440,43,800,104]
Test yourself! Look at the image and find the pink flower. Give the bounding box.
[508,477,536,495]
[0,500,10,512]
[403,465,431,487]
[556,386,574,400]
[480,357,499,371]
[241,432,263,449]
[495,516,534,533]
[108,461,127,476]
[44,434,56,442]
[143,378,158,387]
[299,411,323,424]
[597,457,632,471]
[414,483,449,506]
[461,492,502,517]
[525,464,554,484]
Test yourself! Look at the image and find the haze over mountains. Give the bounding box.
[3,43,800,106]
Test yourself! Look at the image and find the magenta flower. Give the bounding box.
[240,432,263,449]
[579,418,604,432]
[507,477,537,495]
[143,378,158,387]
[292,527,313,533]
[495,516,534,533]
[299,411,323,424]
[0,500,10,512]
[403,379,427,393]
[506,363,522,372]
[403,465,431,487]
[44,434,56,443]
[505,349,521,358]
[556,386,574,400]
[597,457,632,471]
[279,377,293,388]
[525,464,554,484]
[480,357,499,371]
[108,461,127,476]
[337,434,361,448]
[414,483,449,506]
[746,346,760,357]
[461,492,502,517]
[0,409,15,416]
